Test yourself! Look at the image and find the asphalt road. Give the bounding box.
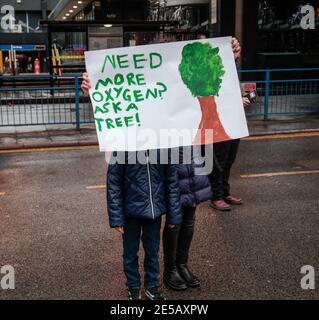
[0,134,319,300]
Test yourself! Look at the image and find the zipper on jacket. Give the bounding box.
[146,151,155,219]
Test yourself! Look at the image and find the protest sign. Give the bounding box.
[85,36,249,151]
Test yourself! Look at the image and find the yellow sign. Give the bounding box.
[52,55,84,60]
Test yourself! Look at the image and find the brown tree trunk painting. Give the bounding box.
[194,96,230,145]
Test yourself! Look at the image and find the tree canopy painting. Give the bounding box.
[179,42,231,144]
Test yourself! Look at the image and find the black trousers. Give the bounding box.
[208,139,240,200]
[163,206,196,268]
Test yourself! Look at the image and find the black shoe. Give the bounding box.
[164,267,188,291]
[177,264,200,288]
[127,288,141,300]
[145,287,166,300]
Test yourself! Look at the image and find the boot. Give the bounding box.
[163,224,187,291]
[163,267,187,291]
[176,207,200,288]
[177,264,200,288]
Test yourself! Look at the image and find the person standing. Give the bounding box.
[162,37,244,290]
[209,37,251,211]
[107,151,182,300]
[209,98,250,211]
[81,77,182,300]
[209,139,241,211]
[163,146,213,290]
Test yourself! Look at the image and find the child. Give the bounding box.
[107,151,181,300]
[162,36,244,289]
[163,146,213,290]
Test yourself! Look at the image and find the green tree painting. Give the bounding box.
[179,42,231,144]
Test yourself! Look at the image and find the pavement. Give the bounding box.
[0,124,97,150]
[247,116,319,135]
[0,133,319,299]
[0,115,319,150]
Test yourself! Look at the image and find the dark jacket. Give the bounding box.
[107,151,182,228]
[177,147,213,207]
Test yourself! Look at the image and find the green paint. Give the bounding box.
[115,118,123,127]
[135,113,141,126]
[157,82,167,97]
[93,91,104,102]
[124,116,134,127]
[133,54,147,69]
[101,55,116,72]
[101,115,140,130]
[150,52,162,69]
[106,119,115,129]
[136,74,146,86]
[126,102,138,111]
[105,89,114,102]
[94,106,105,114]
[133,90,144,102]
[145,88,158,99]
[114,74,125,85]
[123,89,132,101]
[117,54,129,68]
[102,103,110,113]
[126,73,136,85]
[95,118,104,131]
[95,78,113,90]
[112,102,122,113]
[114,87,123,98]
[178,42,225,97]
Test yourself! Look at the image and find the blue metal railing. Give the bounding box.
[239,68,319,120]
[0,74,93,128]
[0,68,318,128]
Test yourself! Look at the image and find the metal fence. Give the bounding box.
[0,68,318,128]
[240,68,319,120]
[0,75,93,128]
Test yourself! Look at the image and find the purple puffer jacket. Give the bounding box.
[177,147,213,207]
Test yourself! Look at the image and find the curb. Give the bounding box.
[248,128,319,136]
[0,140,98,151]
[1,128,319,151]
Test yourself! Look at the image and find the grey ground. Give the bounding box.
[0,133,319,300]
[1,116,319,150]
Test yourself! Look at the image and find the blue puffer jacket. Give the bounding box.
[177,147,213,207]
[107,151,182,228]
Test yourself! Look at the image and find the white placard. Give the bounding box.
[85,36,249,151]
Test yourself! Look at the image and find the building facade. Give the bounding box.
[42,0,213,75]
[240,0,319,70]
[1,0,317,76]
[0,0,57,74]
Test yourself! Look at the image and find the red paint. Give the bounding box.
[194,96,230,145]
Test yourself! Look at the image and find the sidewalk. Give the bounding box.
[247,115,319,135]
[0,124,97,150]
[0,116,319,150]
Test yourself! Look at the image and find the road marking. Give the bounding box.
[86,185,106,190]
[0,145,98,154]
[243,132,319,141]
[241,169,319,179]
[0,192,6,196]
